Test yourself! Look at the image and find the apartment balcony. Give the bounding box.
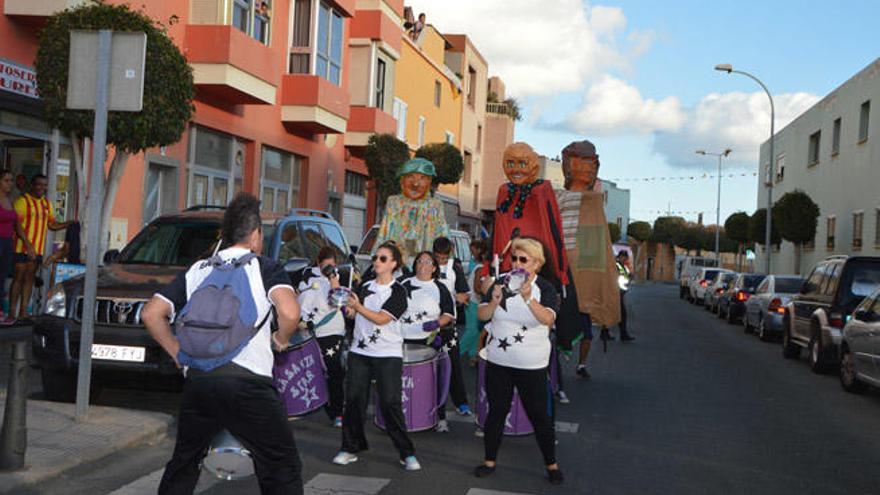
[186,25,279,105]
[329,0,357,17]
[349,9,402,56]
[3,0,86,17]
[280,74,350,135]
[345,106,396,149]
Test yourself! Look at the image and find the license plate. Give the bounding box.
[91,344,146,363]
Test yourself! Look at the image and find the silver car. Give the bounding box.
[840,286,880,393]
[689,268,732,305]
[705,272,736,312]
[743,275,804,341]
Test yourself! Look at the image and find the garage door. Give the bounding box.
[343,194,366,248]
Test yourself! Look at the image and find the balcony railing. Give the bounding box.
[487,102,513,116]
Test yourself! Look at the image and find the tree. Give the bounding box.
[748,208,781,246]
[652,216,686,245]
[364,133,410,211]
[628,221,652,243]
[503,97,523,121]
[415,142,464,187]
[607,222,621,243]
[725,212,751,270]
[677,223,705,256]
[36,2,194,254]
[773,189,820,274]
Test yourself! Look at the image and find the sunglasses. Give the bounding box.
[371,255,390,263]
[512,256,530,264]
[416,258,434,265]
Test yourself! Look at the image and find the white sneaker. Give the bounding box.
[332,451,358,465]
[474,428,484,438]
[435,419,450,433]
[400,455,422,471]
[556,391,570,404]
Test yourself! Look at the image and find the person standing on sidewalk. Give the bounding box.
[333,241,421,471]
[9,174,70,319]
[142,193,304,495]
[0,170,36,324]
[615,251,635,342]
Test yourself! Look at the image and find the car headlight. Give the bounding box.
[44,284,66,317]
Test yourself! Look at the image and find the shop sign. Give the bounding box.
[0,58,38,99]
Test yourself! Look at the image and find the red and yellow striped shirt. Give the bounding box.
[13,193,55,254]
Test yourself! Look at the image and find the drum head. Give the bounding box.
[403,343,436,364]
[203,449,254,481]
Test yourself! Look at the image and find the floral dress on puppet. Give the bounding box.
[376,158,449,260]
[488,143,569,285]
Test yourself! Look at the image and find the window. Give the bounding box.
[775,153,785,183]
[467,66,477,107]
[876,208,880,246]
[805,266,824,294]
[859,100,870,143]
[473,184,479,212]
[434,80,441,107]
[463,151,472,182]
[477,124,482,152]
[417,116,426,147]
[345,171,367,197]
[827,216,836,250]
[853,211,864,250]
[261,147,302,213]
[316,3,344,85]
[808,130,820,166]
[823,263,841,297]
[289,0,311,73]
[232,0,271,44]
[832,117,841,155]
[445,131,454,144]
[375,58,386,109]
[189,127,242,207]
[392,98,407,140]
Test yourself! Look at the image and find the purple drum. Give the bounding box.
[475,353,535,436]
[272,332,328,417]
[374,343,451,432]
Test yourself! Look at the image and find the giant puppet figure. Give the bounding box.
[554,140,620,351]
[489,142,568,284]
[376,157,449,259]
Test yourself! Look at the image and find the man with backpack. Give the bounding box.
[142,193,303,495]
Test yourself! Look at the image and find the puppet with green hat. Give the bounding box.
[376,157,449,259]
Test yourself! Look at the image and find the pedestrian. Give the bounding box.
[399,251,456,431]
[9,174,70,319]
[460,239,487,365]
[142,193,304,495]
[475,237,564,485]
[432,236,473,416]
[333,241,421,471]
[295,246,348,428]
[0,170,36,324]
[615,251,635,342]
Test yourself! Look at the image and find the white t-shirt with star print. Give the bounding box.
[480,275,559,370]
[351,278,409,358]
[296,267,346,338]
[399,276,455,340]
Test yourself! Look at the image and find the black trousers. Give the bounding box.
[158,370,302,495]
[317,335,345,419]
[483,362,556,466]
[341,352,415,459]
[441,326,469,419]
[619,291,631,338]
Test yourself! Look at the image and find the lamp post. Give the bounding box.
[714,64,775,274]
[695,148,732,262]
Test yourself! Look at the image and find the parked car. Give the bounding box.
[34,207,354,402]
[688,268,732,305]
[839,286,880,393]
[742,275,803,340]
[678,256,720,299]
[354,224,472,274]
[705,272,737,312]
[783,255,880,373]
[717,273,765,324]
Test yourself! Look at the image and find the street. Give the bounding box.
[7,282,880,495]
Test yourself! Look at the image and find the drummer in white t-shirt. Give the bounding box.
[295,246,347,427]
[332,242,421,471]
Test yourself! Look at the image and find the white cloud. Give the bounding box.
[566,75,685,135]
[405,1,647,98]
[654,91,821,167]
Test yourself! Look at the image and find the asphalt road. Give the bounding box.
[10,282,880,495]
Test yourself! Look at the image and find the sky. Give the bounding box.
[406,0,880,225]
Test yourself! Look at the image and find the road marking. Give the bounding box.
[466,489,535,495]
[305,473,391,494]
[107,467,222,495]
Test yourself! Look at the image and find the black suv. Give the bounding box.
[33,207,354,401]
[783,255,880,373]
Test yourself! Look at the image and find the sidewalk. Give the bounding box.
[0,394,173,494]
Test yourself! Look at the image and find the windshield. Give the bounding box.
[840,262,880,306]
[742,275,765,288]
[118,221,221,266]
[775,277,803,293]
[704,270,720,281]
[357,227,378,255]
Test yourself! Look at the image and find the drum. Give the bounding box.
[475,349,535,436]
[272,331,329,417]
[202,430,254,480]
[374,343,451,432]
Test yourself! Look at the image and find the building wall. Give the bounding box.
[603,180,631,242]
[756,58,880,275]
[480,110,514,211]
[539,156,564,189]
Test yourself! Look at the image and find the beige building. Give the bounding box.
[539,155,565,189]
[479,76,516,213]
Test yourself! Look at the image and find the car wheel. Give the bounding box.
[679,287,686,299]
[726,305,737,324]
[808,331,830,374]
[782,321,800,359]
[839,346,868,394]
[757,317,771,341]
[743,313,753,332]
[41,369,102,403]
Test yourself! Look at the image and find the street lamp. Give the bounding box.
[695,148,732,262]
[715,63,775,274]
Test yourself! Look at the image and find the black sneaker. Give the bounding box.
[621,335,635,342]
[576,364,590,379]
[474,464,496,478]
[547,468,564,485]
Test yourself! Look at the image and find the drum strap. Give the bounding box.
[313,310,339,330]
